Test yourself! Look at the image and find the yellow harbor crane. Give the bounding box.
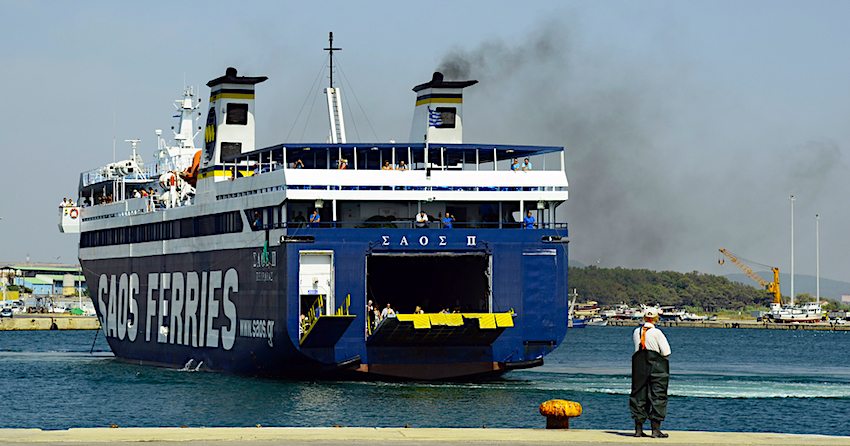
[718,249,781,305]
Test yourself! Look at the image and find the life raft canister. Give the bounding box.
[69,208,79,219]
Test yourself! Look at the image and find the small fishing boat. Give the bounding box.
[586,317,607,326]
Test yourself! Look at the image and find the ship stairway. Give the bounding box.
[367,312,514,347]
[300,315,356,348]
[299,294,355,349]
[325,87,347,144]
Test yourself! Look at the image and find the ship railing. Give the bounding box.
[222,143,566,174]
[79,164,158,188]
[272,220,568,230]
[300,295,335,343]
[218,169,568,204]
[77,196,167,222]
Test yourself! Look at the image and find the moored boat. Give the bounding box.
[770,301,823,323]
[586,317,607,326]
[569,317,588,328]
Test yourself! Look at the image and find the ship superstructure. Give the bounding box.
[59,56,571,380]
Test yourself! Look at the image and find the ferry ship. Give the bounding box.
[58,49,570,380]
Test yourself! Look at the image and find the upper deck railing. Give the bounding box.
[79,164,158,189]
[221,143,565,173]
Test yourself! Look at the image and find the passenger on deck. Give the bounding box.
[294,211,306,227]
[414,306,425,314]
[299,314,308,336]
[511,158,520,171]
[397,160,407,170]
[338,159,348,169]
[309,210,321,228]
[381,303,395,319]
[141,189,148,197]
[524,211,536,229]
[382,161,393,170]
[415,211,429,229]
[252,164,260,175]
[253,212,262,230]
[294,159,304,169]
[442,212,454,229]
[59,198,67,207]
[522,158,532,171]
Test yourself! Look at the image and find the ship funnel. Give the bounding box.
[408,72,477,144]
[202,67,267,176]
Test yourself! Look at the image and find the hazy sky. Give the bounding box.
[2,1,849,286]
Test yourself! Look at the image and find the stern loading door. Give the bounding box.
[522,249,558,358]
[299,251,334,318]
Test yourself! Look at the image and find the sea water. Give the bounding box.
[0,326,848,434]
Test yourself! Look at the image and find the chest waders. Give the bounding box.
[630,326,670,438]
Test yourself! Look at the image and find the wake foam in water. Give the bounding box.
[178,359,203,372]
[519,372,850,399]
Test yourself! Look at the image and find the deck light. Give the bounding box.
[315,199,324,209]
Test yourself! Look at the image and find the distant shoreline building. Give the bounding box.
[0,263,87,298]
[842,294,850,304]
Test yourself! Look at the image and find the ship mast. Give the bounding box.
[324,32,346,144]
[324,32,341,89]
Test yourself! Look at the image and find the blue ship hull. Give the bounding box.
[84,227,569,380]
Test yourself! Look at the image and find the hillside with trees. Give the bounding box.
[568,266,773,311]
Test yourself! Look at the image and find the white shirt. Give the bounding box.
[633,322,671,356]
[416,213,428,223]
[381,307,395,318]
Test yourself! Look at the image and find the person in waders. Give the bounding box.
[630,308,670,438]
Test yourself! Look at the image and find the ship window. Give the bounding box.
[221,142,242,158]
[226,103,248,125]
[80,211,243,248]
[245,207,277,231]
[435,107,456,129]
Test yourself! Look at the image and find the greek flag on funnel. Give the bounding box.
[428,107,442,127]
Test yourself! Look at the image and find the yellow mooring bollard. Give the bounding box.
[539,400,582,429]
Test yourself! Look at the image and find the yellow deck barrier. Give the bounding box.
[393,312,514,330]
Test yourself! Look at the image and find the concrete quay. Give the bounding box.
[0,314,100,330]
[607,319,850,331]
[0,427,848,446]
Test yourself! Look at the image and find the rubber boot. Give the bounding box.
[634,420,649,437]
[651,419,668,438]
